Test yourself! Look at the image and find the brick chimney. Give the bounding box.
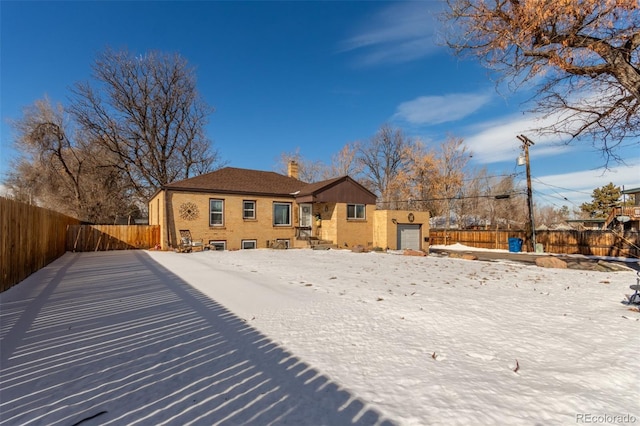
[287,160,299,179]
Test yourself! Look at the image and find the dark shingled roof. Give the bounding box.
[164,167,304,196]
[161,167,377,204]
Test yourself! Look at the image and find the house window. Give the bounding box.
[273,202,292,226]
[208,240,226,251]
[210,199,224,226]
[347,204,366,220]
[242,239,257,249]
[275,239,290,248]
[243,200,256,220]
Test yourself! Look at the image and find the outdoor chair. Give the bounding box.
[177,230,204,253]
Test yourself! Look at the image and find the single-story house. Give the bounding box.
[149,162,429,251]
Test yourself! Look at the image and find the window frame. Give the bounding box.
[347,203,366,220]
[241,239,257,249]
[273,202,292,226]
[208,240,226,251]
[275,239,290,249]
[243,200,256,220]
[209,199,224,227]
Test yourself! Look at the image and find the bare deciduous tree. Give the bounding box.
[443,0,640,159]
[6,97,135,222]
[490,174,525,228]
[452,166,486,228]
[326,142,363,179]
[432,136,471,228]
[70,48,222,199]
[535,205,571,228]
[357,125,414,209]
[399,142,439,212]
[275,149,327,183]
[11,98,84,211]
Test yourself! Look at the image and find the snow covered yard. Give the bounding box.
[148,249,640,425]
[1,248,638,425]
[1,251,392,426]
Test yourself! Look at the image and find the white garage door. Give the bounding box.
[397,224,421,250]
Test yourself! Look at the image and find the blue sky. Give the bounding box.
[1,1,638,209]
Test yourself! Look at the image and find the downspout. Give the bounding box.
[164,188,172,250]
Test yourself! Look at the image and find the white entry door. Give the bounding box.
[299,204,312,228]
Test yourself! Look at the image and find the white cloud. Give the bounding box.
[462,113,574,164]
[339,2,444,66]
[540,164,640,190]
[533,160,640,206]
[538,161,640,195]
[393,93,493,125]
[460,111,640,206]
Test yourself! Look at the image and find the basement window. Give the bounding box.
[242,239,257,249]
[275,239,290,248]
[208,240,226,251]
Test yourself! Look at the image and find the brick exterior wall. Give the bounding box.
[159,191,301,250]
[150,189,430,251]
[373,210,430,250]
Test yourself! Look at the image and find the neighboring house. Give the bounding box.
[149,162,430,251]
[604,186,640,231]
[565,218,607,230]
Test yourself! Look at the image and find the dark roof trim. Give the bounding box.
[161,186,297,199]
[298,176,377,198]
[622,187,640,194]
[148,168,377,204]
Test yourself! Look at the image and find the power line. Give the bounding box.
[532,177,593,196]
[376,191,526,204]
[532,185,577,206]
[538,193,580,209]
[461,172,521,182]
[534,191,574,209]
[531,177,589,208]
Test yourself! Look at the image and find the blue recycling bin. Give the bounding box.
[508,237,523,253]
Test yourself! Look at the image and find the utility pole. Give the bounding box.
[517,134,536,252]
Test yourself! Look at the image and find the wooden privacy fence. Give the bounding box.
[2,197,161,291]
[66,225,160,252]
[1,197,80,292]
[429,229,640,258]
[430,229,524,251]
